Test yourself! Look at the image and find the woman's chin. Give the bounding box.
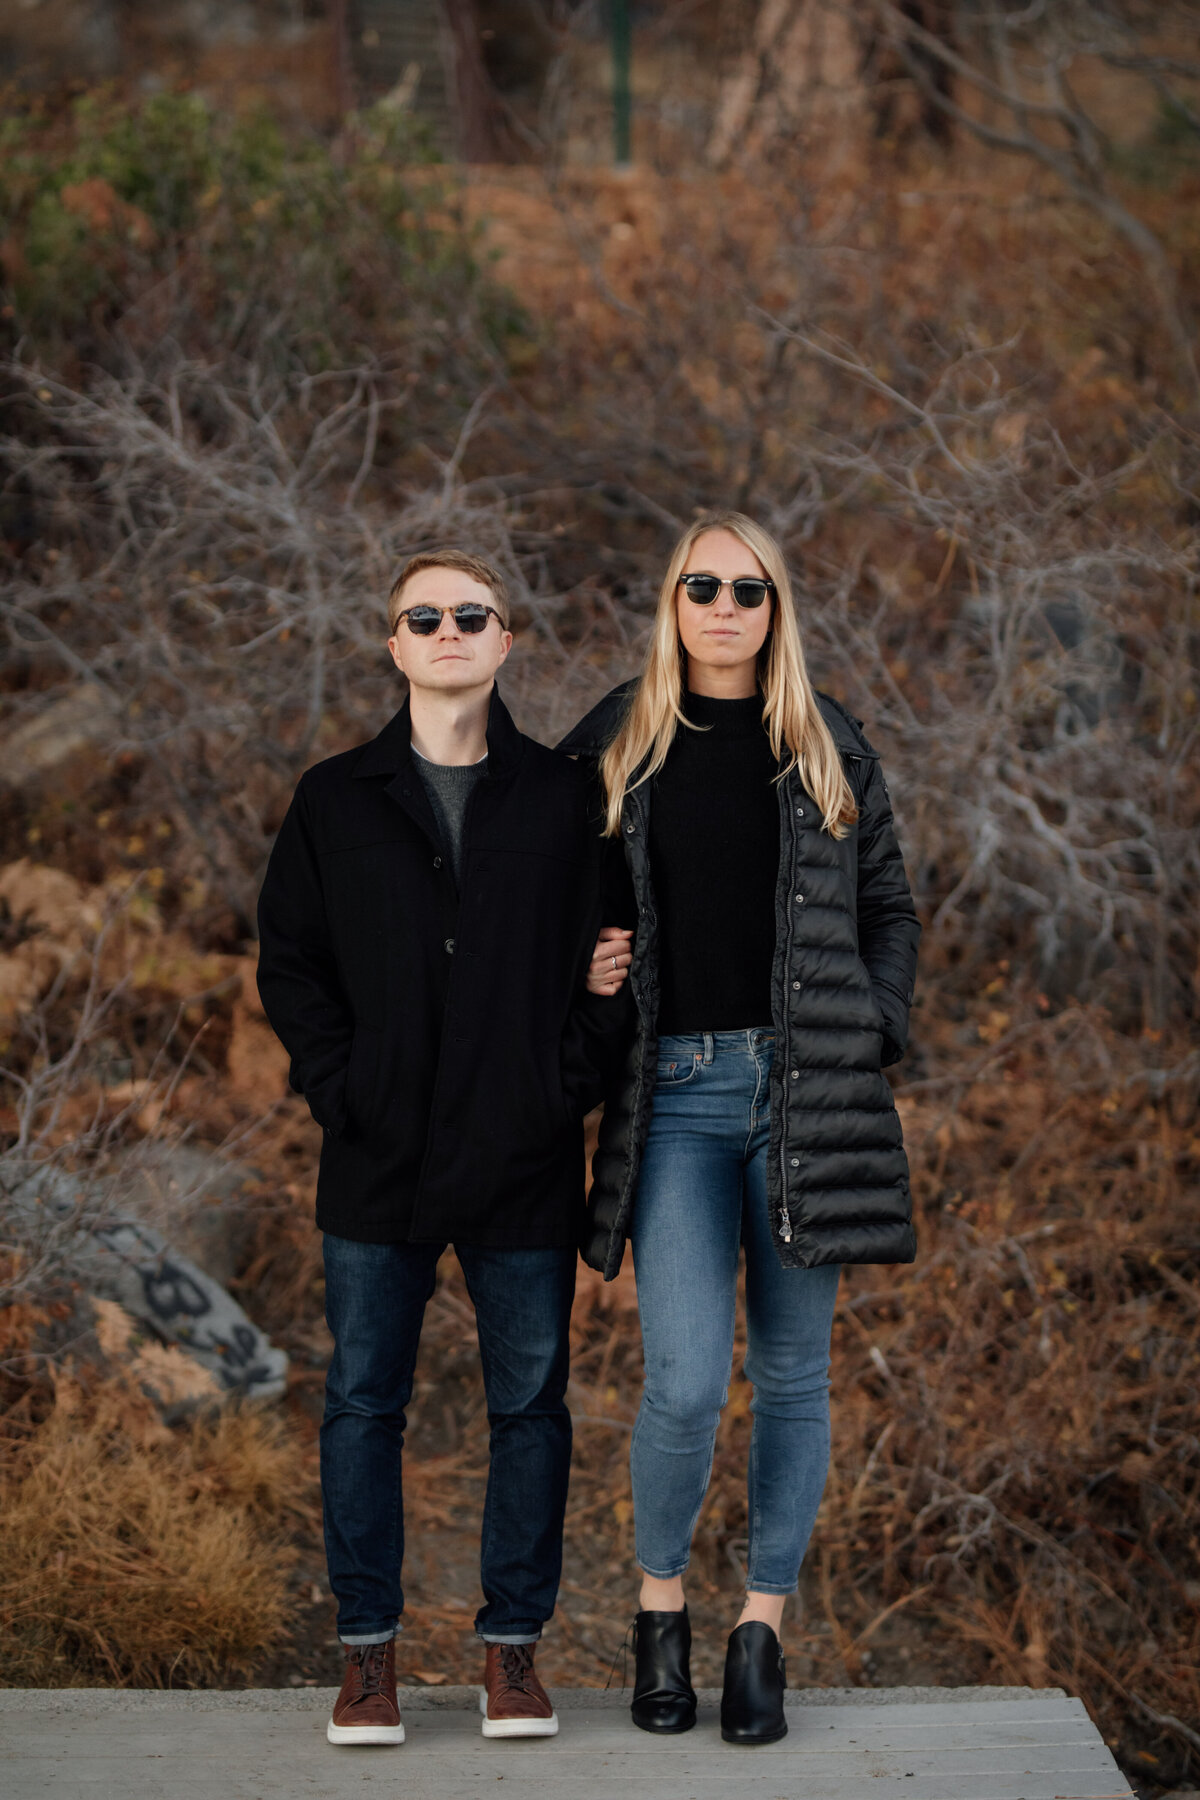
[689,645,754,667]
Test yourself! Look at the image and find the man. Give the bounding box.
[257,549,629,1746]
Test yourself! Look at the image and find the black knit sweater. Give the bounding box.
[649,691,779,1034]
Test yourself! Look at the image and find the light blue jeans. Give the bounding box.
[629,1029,841,1595]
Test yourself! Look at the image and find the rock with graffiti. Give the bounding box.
[6,1163,288,1404]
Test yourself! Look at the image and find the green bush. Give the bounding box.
[0,92,526,367]
[69,90,220,233]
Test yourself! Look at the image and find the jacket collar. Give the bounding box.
[352,684,525,781]
[556,680,637,758]
[815,692,876,757]
[557,679,872,761]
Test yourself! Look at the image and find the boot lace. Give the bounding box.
[349,1641,389,1698]
[497,1643,535,1692]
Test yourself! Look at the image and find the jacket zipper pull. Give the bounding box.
[778,1207,793,1244]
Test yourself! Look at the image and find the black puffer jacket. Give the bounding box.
[559,683,921,1278]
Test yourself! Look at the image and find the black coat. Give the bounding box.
[558,683,921,1278]
[257,690,629,1248]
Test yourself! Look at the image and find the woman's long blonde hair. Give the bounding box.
[600,511,857,838]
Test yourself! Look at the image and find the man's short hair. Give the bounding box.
[387,549,511,633]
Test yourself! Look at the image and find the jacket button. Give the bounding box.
[790,1157,800,1167]
[625,822,635,834]
[433,856,442,869]
[796,806,805,817]
[794,893,804,903]
[444,938,455,954]
[792,980,801,990]
[791,1069,799,1079]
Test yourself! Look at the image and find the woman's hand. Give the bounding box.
[587,925,633,996]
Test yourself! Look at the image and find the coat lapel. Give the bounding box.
[348,686,525,846]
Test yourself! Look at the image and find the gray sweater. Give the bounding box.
[413,749,487,886]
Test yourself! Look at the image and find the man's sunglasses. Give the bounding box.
[678,573,775,609]
[393,603,505,637]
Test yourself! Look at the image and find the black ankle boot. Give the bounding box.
[720,1620,788,1744]
[630,1607,696,1734]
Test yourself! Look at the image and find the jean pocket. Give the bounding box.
[655,1053,701,1087]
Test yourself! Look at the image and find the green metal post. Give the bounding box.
[612,0,631,166]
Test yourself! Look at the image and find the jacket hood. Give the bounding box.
[556,680,873,760]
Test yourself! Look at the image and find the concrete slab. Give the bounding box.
[0,1685,1135,1800]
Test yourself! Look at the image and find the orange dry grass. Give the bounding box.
[0,1370,305,1688]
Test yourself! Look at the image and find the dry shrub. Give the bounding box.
[0,1364,306,1687]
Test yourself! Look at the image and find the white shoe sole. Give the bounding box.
[326,1718,405,1745]
[479,1691,559,1738]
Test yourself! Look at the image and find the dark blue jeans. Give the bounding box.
[321,1234,576,1645]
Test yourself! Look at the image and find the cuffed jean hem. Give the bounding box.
[477,1630,541,1645]
[744,1581,800,1597]
[339,1626,399,1645]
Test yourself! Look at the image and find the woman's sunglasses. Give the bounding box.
[393,603,505,637]
[678,573,774,609]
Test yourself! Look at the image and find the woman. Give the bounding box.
[559,512,919,1745]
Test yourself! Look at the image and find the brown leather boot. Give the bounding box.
[479,1642,558,1738]
[326,1638,405,1745]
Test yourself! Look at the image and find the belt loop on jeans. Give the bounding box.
[701,1032,715,1064]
